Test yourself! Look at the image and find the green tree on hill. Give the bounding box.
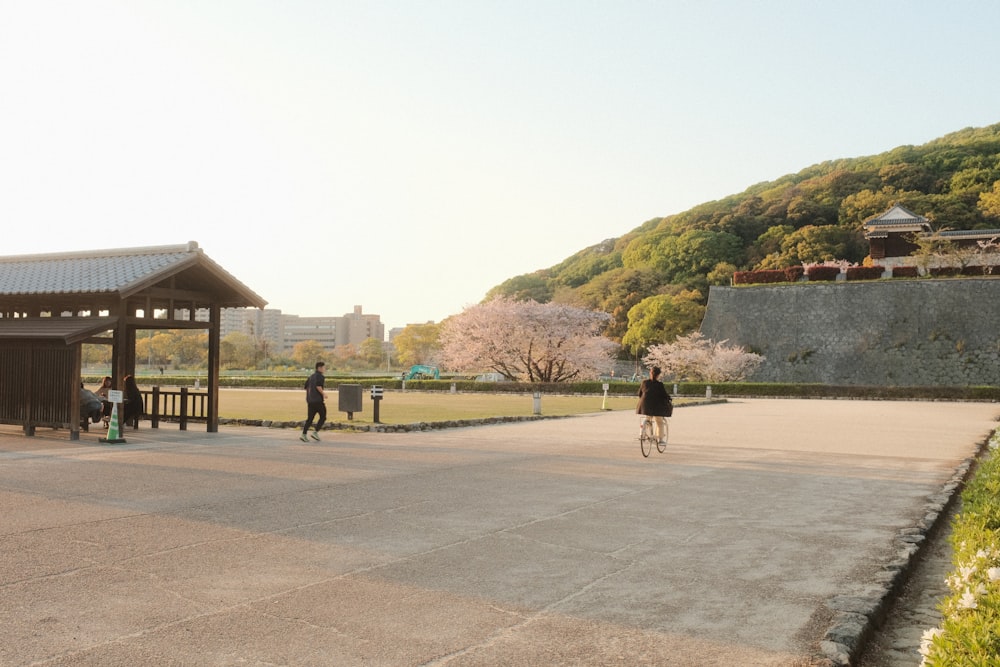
[621,290,705,355]
[485,122,1000,349]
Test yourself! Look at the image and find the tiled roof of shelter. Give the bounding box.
[0,316,118,344]
[0,242,265,308]
[0,243,192,296]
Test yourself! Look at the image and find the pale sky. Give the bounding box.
[2,1,999,333]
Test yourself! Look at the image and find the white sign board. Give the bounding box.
[108,390,123,403]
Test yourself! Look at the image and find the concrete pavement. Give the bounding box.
[1,398,998,666]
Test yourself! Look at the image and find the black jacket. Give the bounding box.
[636,379,673,417]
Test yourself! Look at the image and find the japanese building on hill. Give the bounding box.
[863,204,1000,269]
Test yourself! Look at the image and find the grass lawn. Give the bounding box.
[218,388,639,425]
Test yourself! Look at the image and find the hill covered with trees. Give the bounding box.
[486,122,1000,354]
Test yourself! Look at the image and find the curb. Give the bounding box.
[814,441,986,665]
[219,413,570,432]
[216,400,715,433]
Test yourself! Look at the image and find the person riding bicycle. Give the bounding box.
[637,366,672,446]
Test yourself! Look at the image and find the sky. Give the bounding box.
[3,1,1000,333]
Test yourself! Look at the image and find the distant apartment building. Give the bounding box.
[218,308,283,343]
[336,305,384,347]
[281,314,340,352]
[216,305,384,354]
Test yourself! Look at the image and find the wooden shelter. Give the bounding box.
[0,242,265,439]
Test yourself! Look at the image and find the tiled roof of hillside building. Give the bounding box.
[864,204,929,224]
[862,204,932,238]
[938,229,1000,241]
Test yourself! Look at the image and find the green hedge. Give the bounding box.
[390,380,999,400]
[83,375,1000,400]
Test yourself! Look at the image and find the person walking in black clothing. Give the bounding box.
[637,366,672,446]
[301,361,326,441]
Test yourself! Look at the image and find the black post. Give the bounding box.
[180,386,189,431]
[151,386,161,429]
[371,385,383,423]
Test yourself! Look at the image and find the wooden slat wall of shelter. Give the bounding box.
[0,343,76,430]
[29,346,76,428]
[0,344,30,423]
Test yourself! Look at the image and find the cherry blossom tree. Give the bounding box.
[644,331,764,382]
[439,297,616,382]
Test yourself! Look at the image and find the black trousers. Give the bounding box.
[304,401,327,433]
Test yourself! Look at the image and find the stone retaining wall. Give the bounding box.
[700,278,1000,386]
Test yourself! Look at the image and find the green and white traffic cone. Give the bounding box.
[100,402,127,444]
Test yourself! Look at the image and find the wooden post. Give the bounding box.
[151,386,161,429]
[207,305,220,432]
[180,386,189,431]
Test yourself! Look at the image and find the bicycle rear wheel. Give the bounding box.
[656,438,666,454]
[639,422,652,457]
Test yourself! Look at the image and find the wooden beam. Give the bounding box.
[124,317,210,330]
[82,336,115,345]
[143,286,216,302]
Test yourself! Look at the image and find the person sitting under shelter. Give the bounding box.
[80,383,104,425]
[121,375,145,429]
[94,376,113,426]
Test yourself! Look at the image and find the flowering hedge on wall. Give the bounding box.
[784,266,805,282]
[845,265,885,280]
[805,265,840,281]
[960,265,1000,276]
[731,263,1000,286]
[733,269,791,285]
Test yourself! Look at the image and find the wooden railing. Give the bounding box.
[137,387,208,430]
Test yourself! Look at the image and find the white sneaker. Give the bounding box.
[299,433,308,442]
[310,432,320,441]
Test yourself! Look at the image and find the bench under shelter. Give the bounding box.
[0,242,266,439]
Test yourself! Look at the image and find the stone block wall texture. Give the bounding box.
[699,278,1000,386]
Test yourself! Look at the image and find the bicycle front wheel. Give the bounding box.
[640,428,652,457]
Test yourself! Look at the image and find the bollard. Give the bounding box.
[706,385,712,399]
[674,383,678,395]
[532,391,542,415]
[450,382,456,394]
[371,385,384,423]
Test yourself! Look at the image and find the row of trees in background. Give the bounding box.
[82,330,392,373]
[80,296,764,384]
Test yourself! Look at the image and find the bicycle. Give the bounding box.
[639,416,666,457]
